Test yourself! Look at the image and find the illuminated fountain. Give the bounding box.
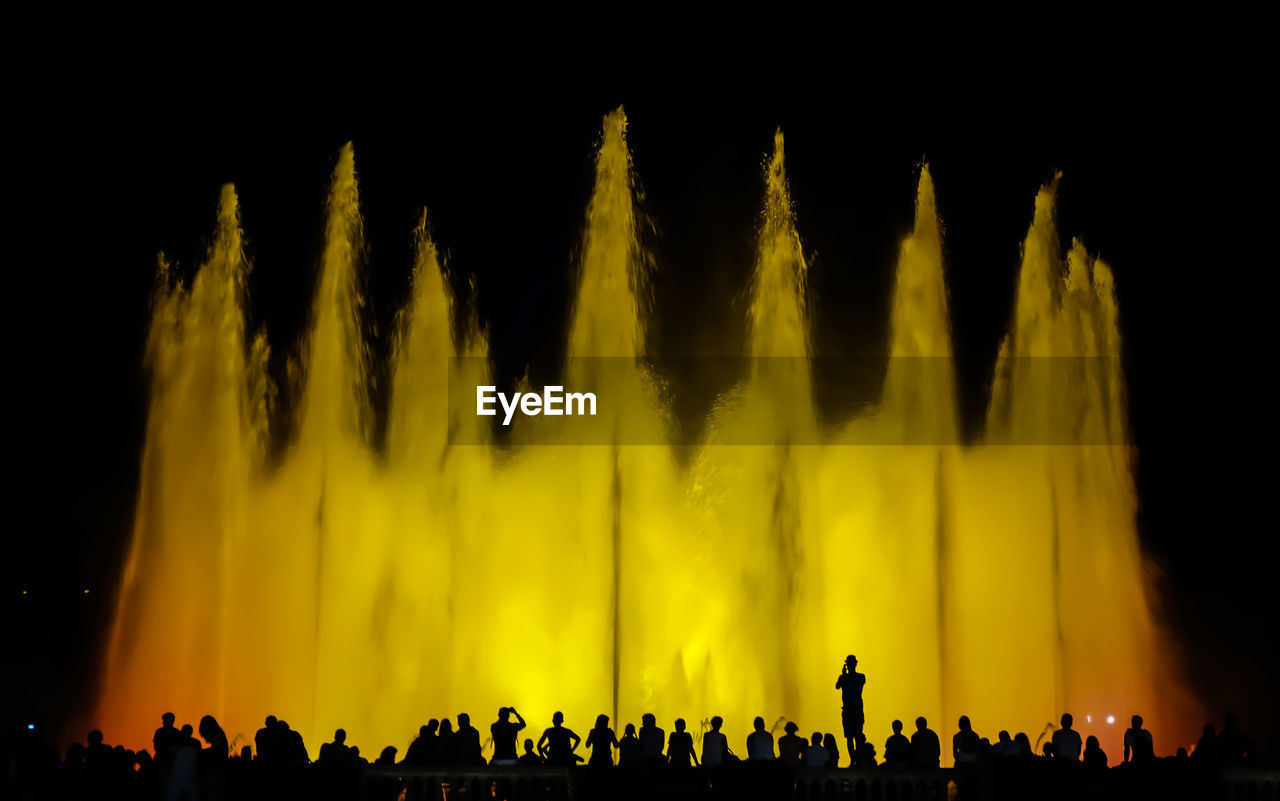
[96,108,1192,762]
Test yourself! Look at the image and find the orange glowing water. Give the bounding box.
[96,109,1193,762]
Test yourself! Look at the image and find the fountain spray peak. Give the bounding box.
[748,128,809,362]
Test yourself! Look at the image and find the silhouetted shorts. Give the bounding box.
[842,707,864,739]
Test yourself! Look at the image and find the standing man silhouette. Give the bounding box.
[836,654,867,761]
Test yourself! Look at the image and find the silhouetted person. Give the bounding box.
[1219,713,1246,766]
[618,724,640,766]
[638,714,665,764]
[319,729,352,765]
[403,721,438,766]
[374,746,397,766]
[667,718,698,767]
[198,715,228,761]
[254,715,280,764]
[166,726,202,801]
[1013,732,1033,757]
[1124,715,1154,763]
[491,707,526,766]
[1040,743,1055,760]
[822,733,840,769]
[702,717,729,766]
[586,714,619,766]
[84,730,111,777]
[953,716,980,764]
[802,732,828,767]
[778,722,806,765]
[836,654,867,756]
[1051,714,1082,761]
[993,730,1014,757]
[855,740,878,768]
[435,719,454,765]
[455,713,484,765]
[1083,735,1108,770]
[519,739,544,766]
[911,718,941,768]
[1193,724,1219,765]
[153,713,182,764]
[884,720,911,768]
[747,717,775,760]
[537,712,581,766]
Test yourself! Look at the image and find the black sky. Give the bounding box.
[3,25,1276,742]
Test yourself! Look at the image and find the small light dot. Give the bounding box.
[82,588,90,595]
[27,723,35,730]
[1106,715,1116,725]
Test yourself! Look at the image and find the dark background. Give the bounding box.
[4,25,1275,747]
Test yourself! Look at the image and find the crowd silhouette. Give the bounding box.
[5,658,1276,800]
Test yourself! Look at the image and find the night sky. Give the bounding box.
[4,26,1275,744]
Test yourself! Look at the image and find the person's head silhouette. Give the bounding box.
[998,730,1011,743]
[427,719,439,733]
[810,732,822,746]
[595,714,609,729]
[642,713,655,727]
[711,716,723,731]
[458,714,471,729]
[498,708,510,722]
[785,722,798,735]
[162,713,175,727]
[88,730,103,746]
[333,729,346,744]
[1086,735,1100,750]
[265,715,277,727]
[624,724,636,737]
[916,717,928,732]
[1061,713,1074,729]
[754,717,765,732]
[958,716,971,732]
[523,738,536,754]
[1131,715,1143,729]
[552,711,564,726]
[674,718,686,732]
[892,720,903,734]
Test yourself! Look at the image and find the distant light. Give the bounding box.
[27,723,35,730]
[1086,715,1092,723]
[1106,715,1116,725]
[83,588,91,594]
[20,589,28,596]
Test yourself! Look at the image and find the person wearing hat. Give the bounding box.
[836,654,866,763]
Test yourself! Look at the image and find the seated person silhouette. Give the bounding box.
[318,729,352,765]
[836,655,867,756]
[198,715,228,760]
[519,739,544,766]
[1193,724,1219,765]
[153,713,182,764]
[855,740,878,768]
[884,720,911,767]
[1083,735,1108,769]
[747,717,775,760]
[910,718,941,768]
[403,721,438,766]
[638,714,665,764]
[1051,714,1082,761]
[1124,715,1154,763]
[374,746,397,766]
[778,722,806,765]
[618,724,640,766]
[667,719,698,767]
[822,734,840,768]
[702,717,729,766]
[1219,713,1247,766]
[491,707,526,766]
[537,712,581,766]
[953,716,980,764]
[802,733,828,767]
[435,719,455,765]
[1013,732,1032,757]
[455,713,484,765]
[585,715,619,767]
